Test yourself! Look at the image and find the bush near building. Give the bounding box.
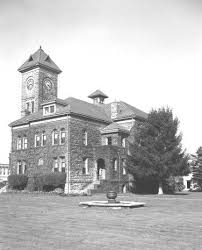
[27,172,66,192]
[8,174,28,190]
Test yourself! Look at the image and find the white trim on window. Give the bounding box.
[23,137,28,149]
[17,137,22,150]
[35,134,40,147]
[43,104,56,116]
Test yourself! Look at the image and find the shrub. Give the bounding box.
[8,174,28,190]
[28,172,66,192]
[163,177,185,194]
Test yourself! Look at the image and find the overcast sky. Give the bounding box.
[0,0,202,163]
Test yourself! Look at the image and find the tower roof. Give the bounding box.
[18,47,62,73]
[88,90,108,99]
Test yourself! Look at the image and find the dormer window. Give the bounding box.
[43,104,56,115]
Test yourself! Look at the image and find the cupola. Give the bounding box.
[88,90,108,104]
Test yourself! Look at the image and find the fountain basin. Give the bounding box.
[79,200,145,208]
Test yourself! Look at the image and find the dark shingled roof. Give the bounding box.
[18,47,62,73]
[104,101,147,121]
[9,97,111,127]
[9,92,147,127]
[100,122,129,134]
[88,90,108,99]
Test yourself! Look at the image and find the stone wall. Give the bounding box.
[10,117,68,176]
[68,115,108,192]
[21,67,58,116]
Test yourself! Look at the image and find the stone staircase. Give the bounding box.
[81,180,101,195]
[81,179,121,195]
[0,184,7,194]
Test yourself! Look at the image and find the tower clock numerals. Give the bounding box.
[26,77,34,90]
[43,78,53,90]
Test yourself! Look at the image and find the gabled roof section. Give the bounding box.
[65,97,110,122]
[100,122,130,134]
[9,97,111,127]
[104,101,147,121]
[18,47,62,74]
[88,90,108,99]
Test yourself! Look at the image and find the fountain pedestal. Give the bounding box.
[79,191,145,209]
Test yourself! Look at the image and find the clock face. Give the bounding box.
[43,78,53,90]
[26,77,34,90]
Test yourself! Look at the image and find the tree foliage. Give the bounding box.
[129,107,189,192]
[192,147,202,188]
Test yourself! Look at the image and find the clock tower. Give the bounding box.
[18,47,62,117]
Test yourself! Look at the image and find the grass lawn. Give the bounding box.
[1,192,202,250]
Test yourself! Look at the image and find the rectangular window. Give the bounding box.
[121,138,126,148]
[41,134,46,146]
[107,137,112,145]
[60,157,66,172]
[60,131,66,144]
[50,105,55,113]
[23,161,27,174]
[31,101,34,113]
[54,133,59,145]
[26,102,30,111]
[35,135,40,147]
[43,105,56,115]
[44,107,49,115]
[82,131,87,146]
[18,161,22,174]
[82,158,89,174]
[122,159,126,174]
[53,158,58,172]
[23,137,28,149]
[17,138,22,150]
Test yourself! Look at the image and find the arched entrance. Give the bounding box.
[97,158,106,180]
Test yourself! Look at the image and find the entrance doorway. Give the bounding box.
[97,159,106,180]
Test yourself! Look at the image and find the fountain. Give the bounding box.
[79,191,145,208]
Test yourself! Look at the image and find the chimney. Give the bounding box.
[111,102,120,119]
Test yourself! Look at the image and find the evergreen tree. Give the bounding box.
[130,107,189,194]
[192,147,202,188]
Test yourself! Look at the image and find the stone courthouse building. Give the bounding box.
[9,47,147,194]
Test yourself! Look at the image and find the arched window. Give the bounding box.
[113,159,118,171]
[35,133,40,147]
[52,129,59,145]
[17,137,22,150]
[60,128,66,144]
[82,130,87,146]
[41,131,47,146]
[82,158,89,174]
